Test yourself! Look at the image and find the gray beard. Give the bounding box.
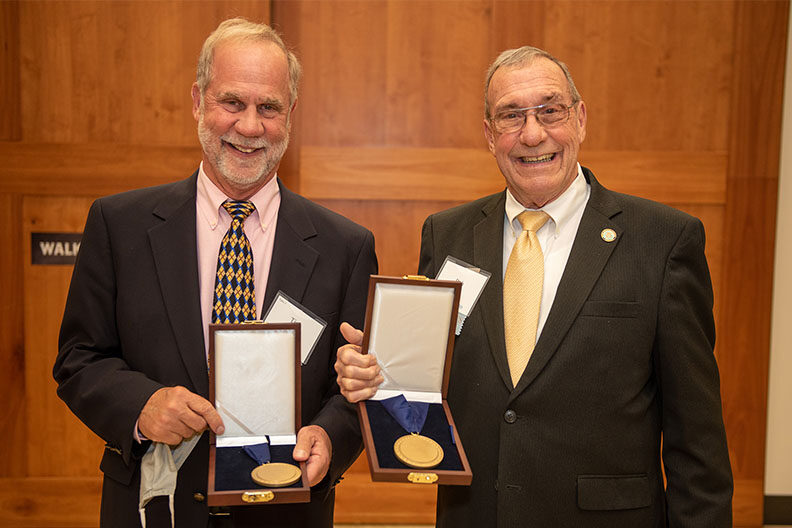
[197,117,290,188]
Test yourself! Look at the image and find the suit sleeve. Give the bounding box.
[417,215,437,277]
[656,218,733,527]
[310,229,378,488]
[53,199,160,465]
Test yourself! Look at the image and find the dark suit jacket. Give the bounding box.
[418,168,732,527]
[54,173,377,528]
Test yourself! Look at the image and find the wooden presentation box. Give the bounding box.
[207,322,310,506]
[358,275,473,485]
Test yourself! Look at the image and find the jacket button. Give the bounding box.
[193,492,205,503]
[504,410,517,423]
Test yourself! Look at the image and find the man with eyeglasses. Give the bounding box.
[336,46,732,526]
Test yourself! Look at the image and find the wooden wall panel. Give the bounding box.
[23,196,103,477]
[0,194,26,478]
[0,1,21,141]
[295,1,388,147]
[0,0,786,526]
[545,1,735,151]
[316,198,462,277]
[281,1,784,525]
[718,4,787,526]
[17,0,270,145]
[0,477,100,527]
[300,147,727,203]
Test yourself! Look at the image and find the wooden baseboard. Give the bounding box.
[334,472,436,524]
[0,475,764,526]
[764,494,792,525]
[0,477,101,528]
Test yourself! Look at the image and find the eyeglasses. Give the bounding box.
[490,101,578,134]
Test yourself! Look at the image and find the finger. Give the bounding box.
[340,322,364,346]
[186,393,225,435]
[338,373,384,392]
[139,386,215,442]
[294,426,331,486]
[340,384,380,404]
[292,428,313,462]
[336,345,379,370]
[335,360,380,382]
[305,455,329,486]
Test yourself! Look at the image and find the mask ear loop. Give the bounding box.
[139,434,201,528]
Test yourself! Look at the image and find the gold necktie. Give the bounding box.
[504,210,550,386]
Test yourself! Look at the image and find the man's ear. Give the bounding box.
[191,83,202,121]
[483,118,496,155]
[287,97,298,130]
[575,100,587,144]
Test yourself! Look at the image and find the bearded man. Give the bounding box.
[54,18,377,528]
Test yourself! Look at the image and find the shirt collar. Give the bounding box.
[196,162,280,232]
[505,163,588,237]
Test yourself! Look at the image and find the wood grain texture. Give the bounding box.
[733,478,764,527]
[0,143,202,196]
[0,194,26,478]
[315,198,462,277]
[0,1,21,141]
[17,1,270,145]
[23,196,105,477]
[718,2,788,525]
[0,0,786,524]
[720,0,787,495]
[301,146,727,204]
[0,477,100,527]
[545,1,735,151]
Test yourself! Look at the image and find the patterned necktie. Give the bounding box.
[212,200,257,323]
[503,210,550,386]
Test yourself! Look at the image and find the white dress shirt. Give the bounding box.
[502,164,590,341]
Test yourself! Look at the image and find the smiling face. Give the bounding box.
[192,39,294,200]
[484,57,587,209]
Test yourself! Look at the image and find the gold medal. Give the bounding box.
[394,433,444,469]
[250,462,302,488]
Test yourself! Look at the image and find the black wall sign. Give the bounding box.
[31,232,83,265]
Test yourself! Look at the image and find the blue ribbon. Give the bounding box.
[380,394,430,434]
[243,441,271,465]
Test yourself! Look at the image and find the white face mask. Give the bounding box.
[138,435,201,528]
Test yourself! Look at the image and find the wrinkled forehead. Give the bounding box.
[488,58,572,111]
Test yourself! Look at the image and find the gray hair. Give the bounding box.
[484,46,580,119]
[196,18,302,105]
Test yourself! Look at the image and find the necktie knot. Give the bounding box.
[516,210,549,233]
[222,200,256,222]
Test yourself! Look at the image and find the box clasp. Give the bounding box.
[402,275,429,281]
[241,490,275,503]
[407,472,438,484]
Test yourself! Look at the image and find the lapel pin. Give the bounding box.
[600,228,617,243]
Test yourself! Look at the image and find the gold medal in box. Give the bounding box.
[245,442,302,488]
[381,394,444,469]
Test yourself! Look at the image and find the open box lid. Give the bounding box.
[207,322,309,506]
[357,276,471,485]
[208,323,301,447]
[361,275,462,401]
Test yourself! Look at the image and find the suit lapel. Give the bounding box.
[472,192,514,389]
[148,174,208,395]
[262,180,319,309]
[511,170,624,398]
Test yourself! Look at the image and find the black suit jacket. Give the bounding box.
[418,168,732,527]
[54,173,377,527]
